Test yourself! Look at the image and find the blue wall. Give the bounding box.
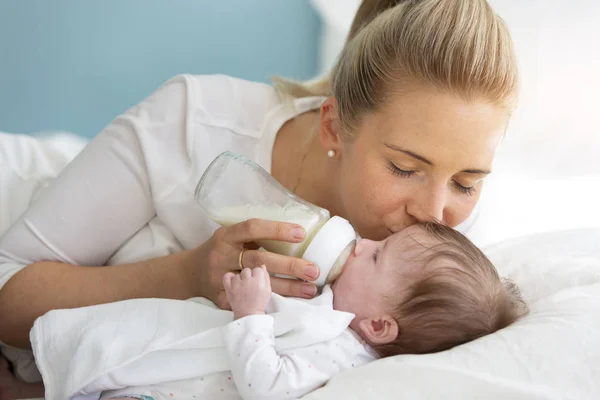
[0,1,321,137]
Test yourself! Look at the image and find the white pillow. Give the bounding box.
[305,228,600,400]
[465,173,600,249]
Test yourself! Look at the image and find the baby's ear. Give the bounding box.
[357,315,399,345]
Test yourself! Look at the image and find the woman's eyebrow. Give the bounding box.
[462,168,491,175]
[384,143,491,174]
[384,143,433,165]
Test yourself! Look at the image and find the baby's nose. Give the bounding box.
[354,238,376,256]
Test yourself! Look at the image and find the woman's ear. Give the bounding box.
[318,97,343,158]
[357,315,399,345]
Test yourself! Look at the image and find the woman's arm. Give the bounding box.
[0,218,318,349]
[0,250,199,348]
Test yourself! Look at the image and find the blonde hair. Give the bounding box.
[374,222,528,357]
[274,0,519,139]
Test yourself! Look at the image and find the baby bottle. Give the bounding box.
[194,151,356,287]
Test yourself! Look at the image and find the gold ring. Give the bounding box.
[238,249,248,270]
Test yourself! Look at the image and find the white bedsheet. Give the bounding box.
[304,227,600,400]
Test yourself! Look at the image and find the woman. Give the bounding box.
[0,0,518,391]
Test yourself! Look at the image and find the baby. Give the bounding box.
[100,222,528,400]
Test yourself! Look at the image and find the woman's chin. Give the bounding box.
[354,226,391,241]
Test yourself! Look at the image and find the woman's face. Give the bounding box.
[334,88,509,240]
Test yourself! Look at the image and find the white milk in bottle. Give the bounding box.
[211,203,329,257]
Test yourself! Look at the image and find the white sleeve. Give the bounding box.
[0,75,193,268]
[224,315,359,400]
[0,133,82,292]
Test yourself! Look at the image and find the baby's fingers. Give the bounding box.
[240,267,252,280]
[222,272,236,291]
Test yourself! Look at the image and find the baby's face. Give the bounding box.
[331,225,430,318]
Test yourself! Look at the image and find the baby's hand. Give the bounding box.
[223,265,272,320]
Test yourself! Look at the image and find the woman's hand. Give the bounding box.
[188,219,320,309]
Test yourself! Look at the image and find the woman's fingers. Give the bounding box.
[222,219,306,244]
[241,249,319,282]
[261,265,271,289]
[270,277,317,299]
[198,218,319,308]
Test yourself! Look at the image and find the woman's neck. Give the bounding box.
[271,111,344,218]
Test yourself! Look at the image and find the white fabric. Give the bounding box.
[99,324,370,400]
[462,169,600,249]
[30,286,375,400]
[302,227,600,400]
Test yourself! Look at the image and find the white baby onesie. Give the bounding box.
[100,316,375,400]
[30,286,377,400]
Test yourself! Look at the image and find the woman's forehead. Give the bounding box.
[360,89,507,165]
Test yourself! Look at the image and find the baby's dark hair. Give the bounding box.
[374,222,528,357]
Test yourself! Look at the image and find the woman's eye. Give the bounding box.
[388,160,477,196]
[454,181,476,196]
[388,162,415,178]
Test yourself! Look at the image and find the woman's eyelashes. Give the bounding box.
[388,160,478,196]
[388,161,415,178]
[453,180,476,196]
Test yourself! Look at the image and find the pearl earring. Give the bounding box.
[327,150,336,158]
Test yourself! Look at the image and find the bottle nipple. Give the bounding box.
[325,240,356,284]
[301,216,357,287]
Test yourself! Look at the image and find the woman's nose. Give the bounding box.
[407,186,446,224]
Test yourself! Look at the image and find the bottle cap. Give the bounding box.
[301,216,357,287]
